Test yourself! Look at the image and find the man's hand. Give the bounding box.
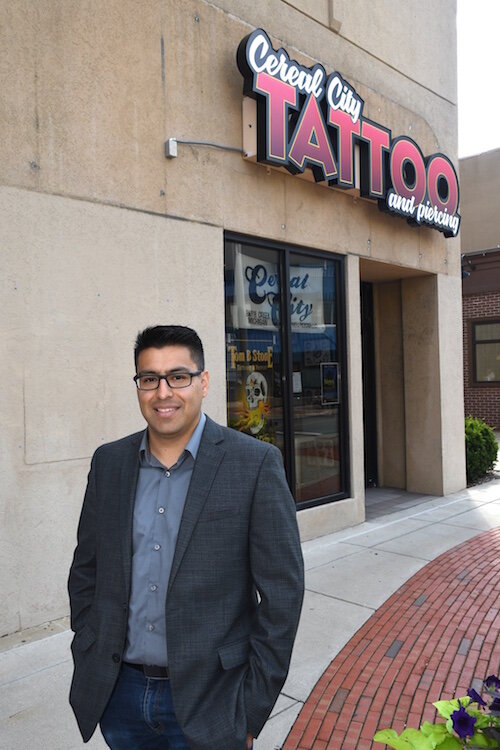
[246,732,254,749]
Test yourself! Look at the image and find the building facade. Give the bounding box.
[461,148,500,427]
[1,0,465,636]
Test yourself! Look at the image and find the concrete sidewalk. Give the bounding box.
[1,479,499,750]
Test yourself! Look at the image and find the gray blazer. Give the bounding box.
[68,416,304,749]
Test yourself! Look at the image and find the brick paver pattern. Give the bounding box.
[282,527,500,750]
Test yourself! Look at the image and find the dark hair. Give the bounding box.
[134,325,205,371]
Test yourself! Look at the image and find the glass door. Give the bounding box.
[224,236,348,507]
[288,253,342,502]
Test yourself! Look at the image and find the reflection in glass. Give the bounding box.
[289,255,340,502]
[476,342,500,383]
[475,322,500,383]
[475,323,500,341]
[225,242,285,452]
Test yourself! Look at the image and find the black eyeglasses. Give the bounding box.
[133,371,202,391]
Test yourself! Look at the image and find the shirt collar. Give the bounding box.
[139,412,206,466]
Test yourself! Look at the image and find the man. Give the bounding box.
[68,325,304,749]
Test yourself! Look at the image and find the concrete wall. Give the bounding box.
[374,282,406,489]
[1,0,463,634]
[402,275,465,495]
[0,186,226,635]
[460,148,500,253]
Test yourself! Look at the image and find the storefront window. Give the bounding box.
[224,235,348,508]
[225,243,286,452]
[474,321,500,383]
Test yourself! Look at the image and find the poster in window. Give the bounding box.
[226,338,275,443]
[230,250,326,332]
[321,362,338,404]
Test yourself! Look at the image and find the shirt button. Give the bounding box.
[148,624,155,632]
[158,507,165,514]
[153,544,161,551]
[150,584,157,591]
[164,470,170,477]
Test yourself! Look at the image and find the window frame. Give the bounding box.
[224,231,350,509]
[472,318,500,385]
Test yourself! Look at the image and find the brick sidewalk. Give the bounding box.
[283,527,500,750]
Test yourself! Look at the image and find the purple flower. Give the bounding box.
[490,698,500,713]
[467,688,487,707]
[484,675,500,691]
[451,705,477,739]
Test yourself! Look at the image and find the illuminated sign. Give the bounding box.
[237,29,460,237]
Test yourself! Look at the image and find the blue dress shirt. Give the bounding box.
[123,413,206,666]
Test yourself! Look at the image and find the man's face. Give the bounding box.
[135,345,209,447]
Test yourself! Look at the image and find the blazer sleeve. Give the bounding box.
[244,444,305,738]
[67,454,98,633]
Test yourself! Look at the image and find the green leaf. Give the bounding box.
[400,728,434,749]
[473,715,492,729]
[434,700,461,720]
[467,731,500,748]
[434,738,463,750]
[421,722,448,735]
[373,728,411,749]
[373,728,436,749]
[420,722,451,745]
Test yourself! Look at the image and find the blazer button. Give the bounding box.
[112,653,121,663]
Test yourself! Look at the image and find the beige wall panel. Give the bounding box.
[9,461,88,632]
[445,236,462,277]
[165,148,290,239]
[374,282,406,488]
[223,159,289,240]
[331,0,456,102]
[366,210,426,270]
[282,0,330,28]
[346,254,366,507]
[401,274,466,496]
[402,275,443,494]
[0,469,21,633]
[279,179,373,255]
[298,497,362,541]
[0,186,225,634]
[437,274,466,494]
[0,3,39,191]
[460,148,500,253]
[163,0,244,149]
[417,228,457,277]
[1,0,167,213]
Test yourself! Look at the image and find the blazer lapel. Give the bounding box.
[119,431,143,601]
[168,418,225,592]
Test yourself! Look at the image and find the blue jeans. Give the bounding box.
[100,664,190,749]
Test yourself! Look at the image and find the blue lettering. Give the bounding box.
[290,295,313,322]
[245,264,312,324]
[290,273,309,290]
[245,264,268,303]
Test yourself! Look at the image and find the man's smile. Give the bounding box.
[154,405,180,416]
